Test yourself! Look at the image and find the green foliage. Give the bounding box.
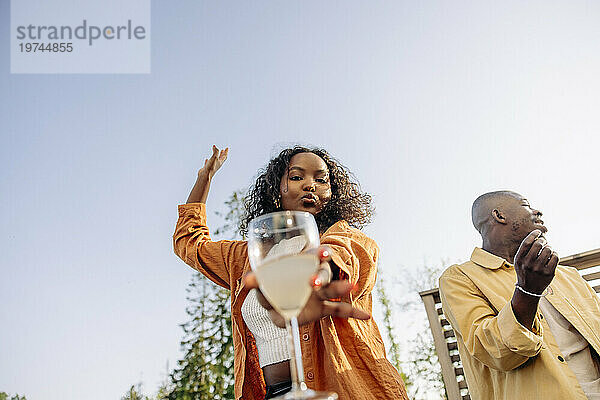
[376,275,410,386]
[379,262,447,400]
[0,392,27,400]
[405,325,446,400]
[214,190,247,239]
[154,381,171,400]
[121,383,150,400]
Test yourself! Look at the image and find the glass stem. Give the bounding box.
[286,316,307,392]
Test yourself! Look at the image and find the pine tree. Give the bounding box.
[121,383,150,400]
[167,273,234,399]
[166,190,245,399]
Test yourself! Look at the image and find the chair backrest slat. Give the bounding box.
[420,292,463,400]
[582,271,600,281]
[560,249,600,270]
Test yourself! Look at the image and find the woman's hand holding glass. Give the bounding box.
[243,245,370,328]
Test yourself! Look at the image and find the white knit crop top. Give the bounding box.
[241,236,307,368]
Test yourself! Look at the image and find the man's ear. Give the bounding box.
[492,209,507,225]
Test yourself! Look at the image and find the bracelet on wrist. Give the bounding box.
[515,283,548,298]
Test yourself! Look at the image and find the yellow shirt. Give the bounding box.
[439,247,600,400]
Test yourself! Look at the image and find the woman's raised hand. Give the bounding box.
[199,145,229,180]
[186,145,228,204]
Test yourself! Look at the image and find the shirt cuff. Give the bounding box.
[497,302,544,357]
[178,202,206,217]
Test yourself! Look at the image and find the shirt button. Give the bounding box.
[540,314,544,319]
[302,333,309,341]
[307,372,314,380]
[558,356,565,362]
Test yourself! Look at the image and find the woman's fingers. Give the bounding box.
[243,272,258,289]
[207,145,219,165]
[219,147,229,162]
[296,280,369,325]
[320,300,370,321]
[199,146,228,175]
[313,261,332,288]
[318,246,332,261]
[315,280,354,301]
[206,145,228,174]
[201,146,218,173]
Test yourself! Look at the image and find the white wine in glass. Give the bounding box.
[248,211,338,400]
[255,253,318,320]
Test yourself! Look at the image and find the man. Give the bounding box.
[439,191,600,400]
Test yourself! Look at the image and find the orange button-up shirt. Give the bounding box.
[173,203,407,400]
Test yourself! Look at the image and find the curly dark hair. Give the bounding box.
[239,146,374,236]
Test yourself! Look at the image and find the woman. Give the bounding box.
[173,145,408,400]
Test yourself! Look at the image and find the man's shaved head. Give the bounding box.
[471,190,546,263]
[471,191,521,234]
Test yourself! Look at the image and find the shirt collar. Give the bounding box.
[470,247,513,270]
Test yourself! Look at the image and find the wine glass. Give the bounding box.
[248,211,338,400]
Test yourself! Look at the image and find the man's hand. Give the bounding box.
[514,229,559,295]
[511,229,559,329]
[243,247,370,328]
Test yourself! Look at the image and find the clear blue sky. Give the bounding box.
[1,1,599,398]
